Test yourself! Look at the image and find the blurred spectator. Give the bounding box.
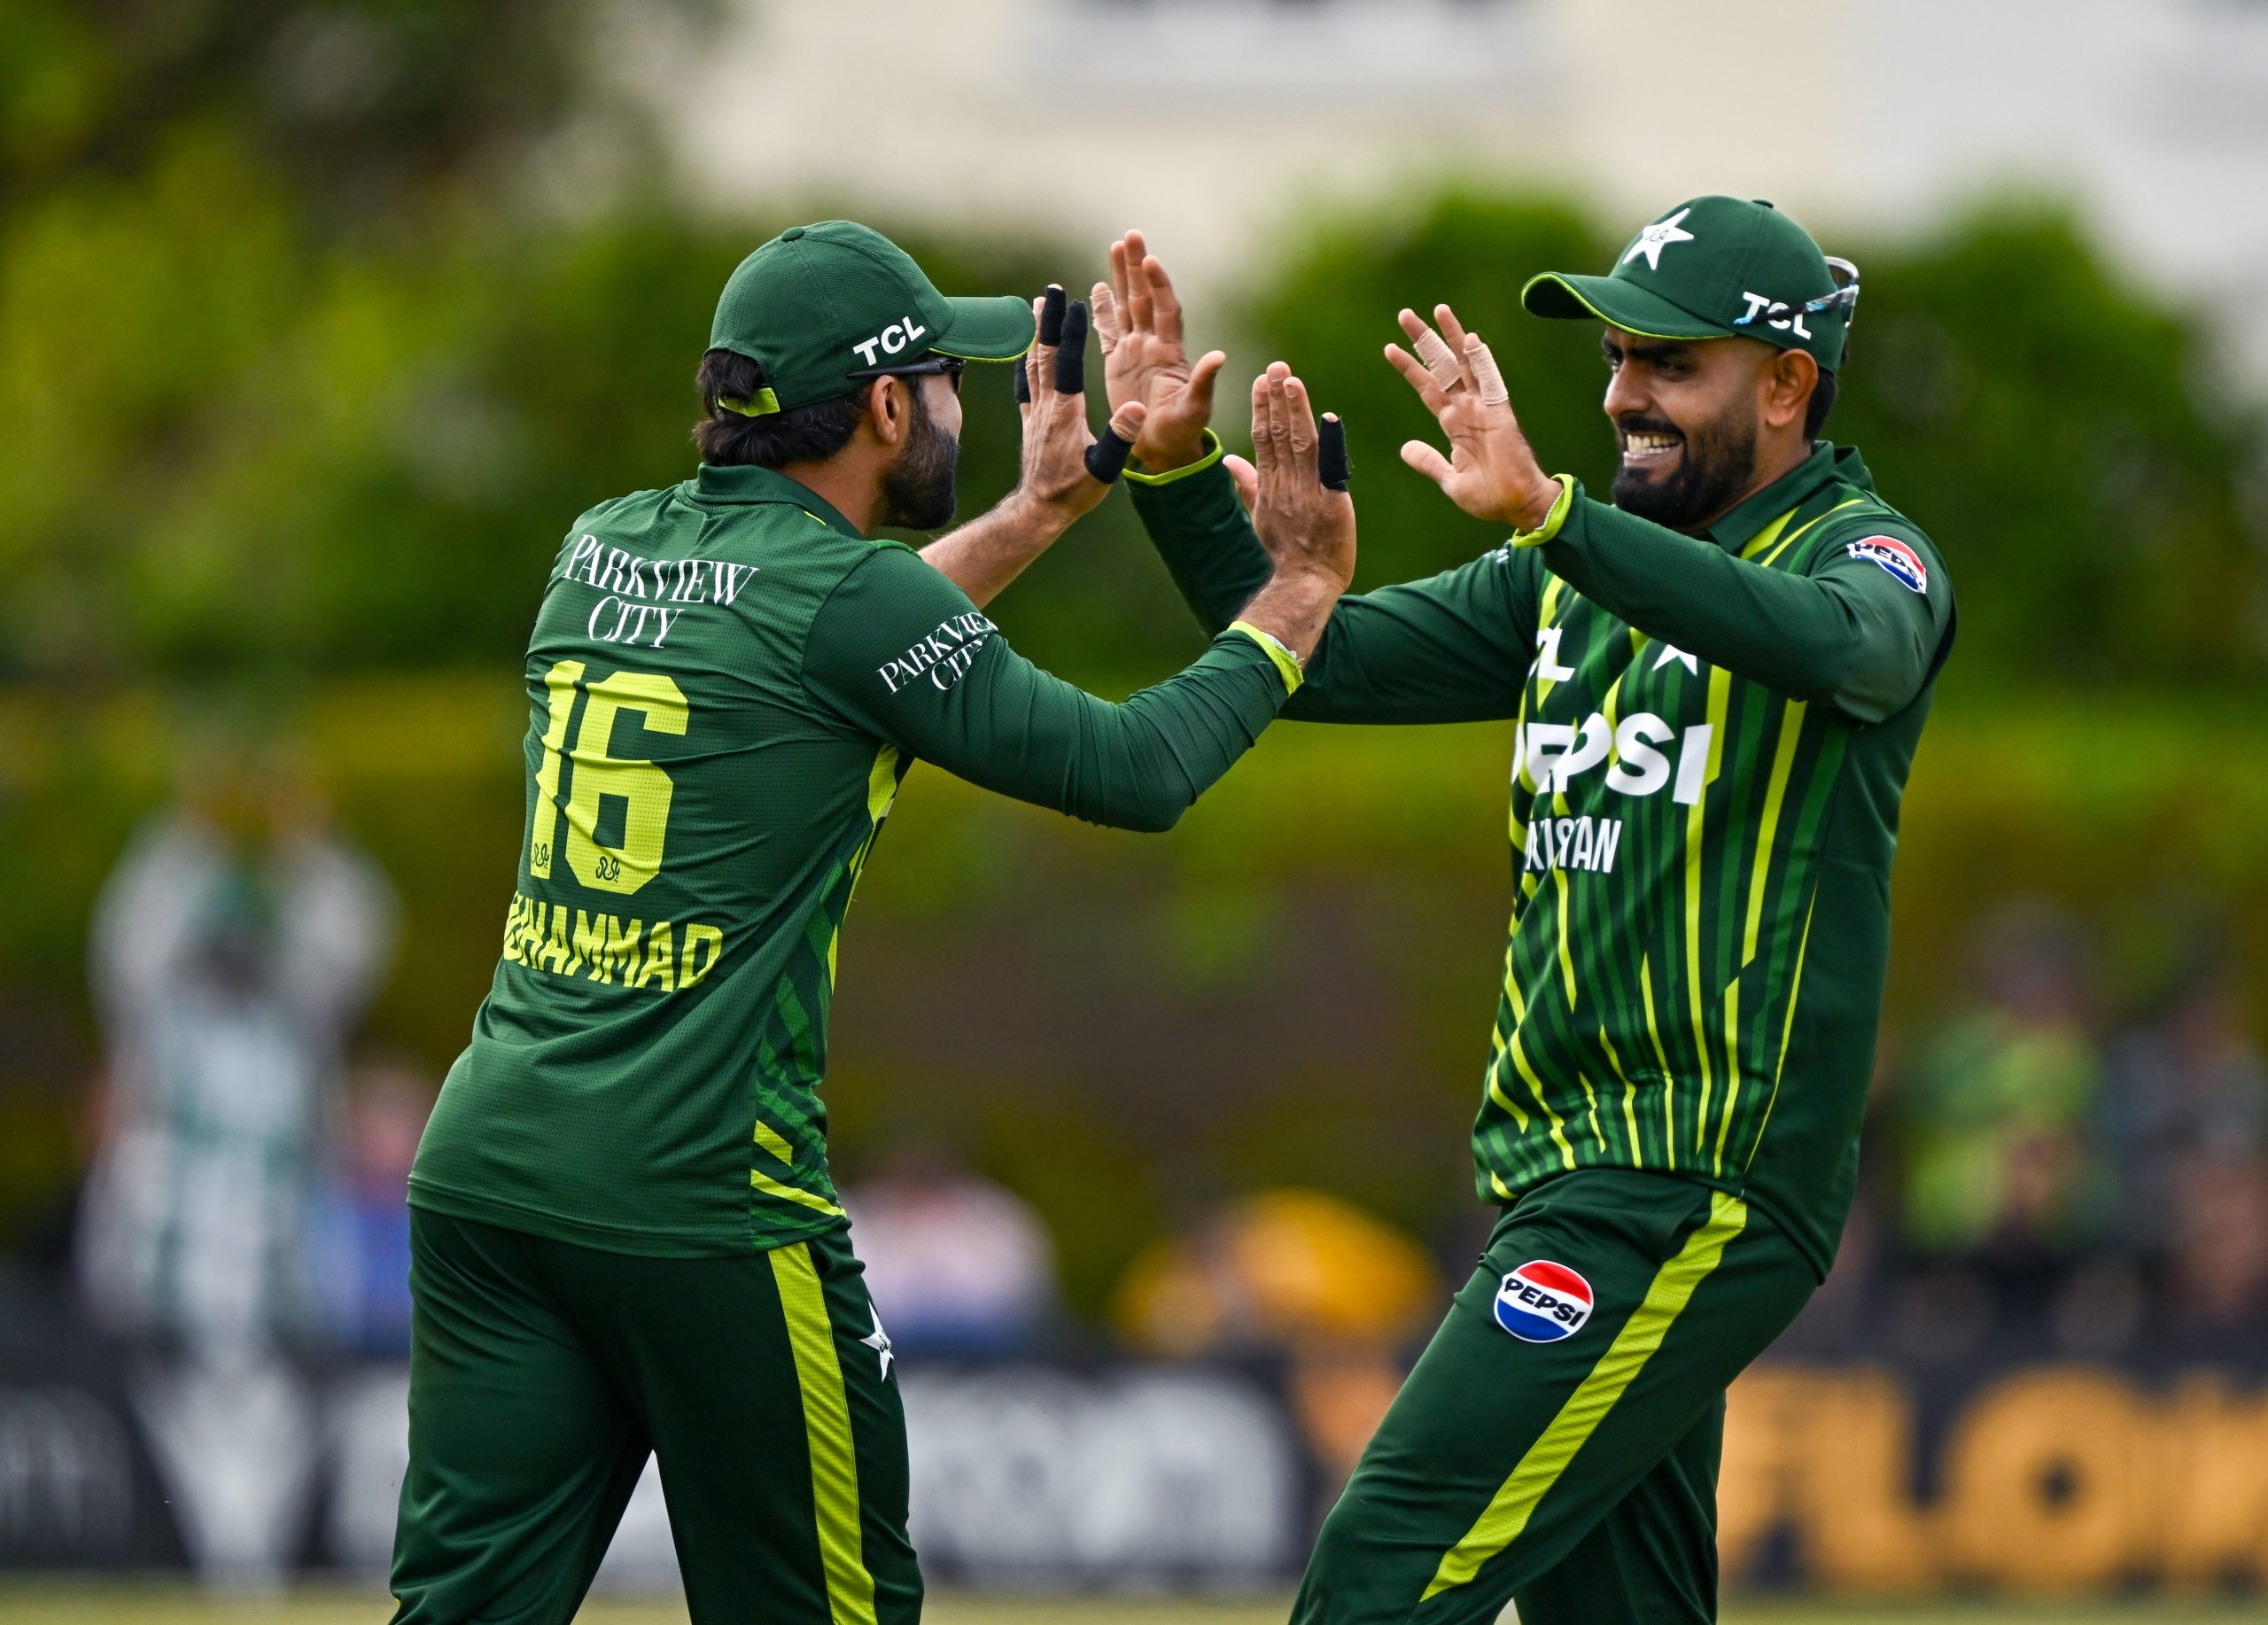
[2160,1152,2268,1350]
[841,1147,1059,1357]
[1112,1187,1444,1358]
[2100,955,2268,1256]
[312,1060,436,1357]
[1114,1188,1448,1504]
[1891,898,2108,1275]
[74,742,397,1356]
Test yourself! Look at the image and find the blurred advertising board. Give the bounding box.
[3,1333,2264,1594]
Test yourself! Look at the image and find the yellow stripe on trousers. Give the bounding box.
[1420,1191,1751,1600]
[770,1243,878,1625]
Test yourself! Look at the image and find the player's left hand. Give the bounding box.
[1386,303,1561,532]
[1091,230,1225,474]
[1017,286,1147,526]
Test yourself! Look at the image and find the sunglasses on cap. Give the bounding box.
[848,354,966,391]
[1733,257,1862,330]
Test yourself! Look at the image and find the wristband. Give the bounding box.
[1228,619,1305,694]
[1506,474,1576,548]
[1122,428,1225,487]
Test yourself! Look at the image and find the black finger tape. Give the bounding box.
[1084,428,1133,485]
[1053,301,1089,393]
[1038,284,1066,346]
[1318,413,1351,490]
[1014,359,1031,405]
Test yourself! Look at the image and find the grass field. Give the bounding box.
[0,1590,2261,1625]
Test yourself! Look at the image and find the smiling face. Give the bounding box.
[1601,329,1813,532]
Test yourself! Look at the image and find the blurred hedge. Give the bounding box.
[4,678,2264,1306]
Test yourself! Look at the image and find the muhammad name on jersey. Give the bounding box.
[555,535,759,650]
[501,891,725,994]
[1514,709,1713,876]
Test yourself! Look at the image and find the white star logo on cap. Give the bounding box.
[1622,208,1696,273]
[860,1310,895,1380]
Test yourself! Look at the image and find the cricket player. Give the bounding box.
[388,222,1355,1625]
[1095,198,1954,1623]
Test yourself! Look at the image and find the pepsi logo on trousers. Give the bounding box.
[1493,1260,1595,1341]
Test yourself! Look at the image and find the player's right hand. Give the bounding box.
[1017,287,1147,526]
[1091,230,1225,474]
[1239,362,1355,592]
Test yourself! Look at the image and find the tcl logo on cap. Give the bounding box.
[1847,535,1928,593]
[1493,1260,1595,1342]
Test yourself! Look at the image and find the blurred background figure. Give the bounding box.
[1112,1188,1447,1500]
[843,1146,1061,1357]
[311,1057,436,1357]
[1888,898,2108,1295]
[74,732,398,1357]
[1112,1187,1443,1358]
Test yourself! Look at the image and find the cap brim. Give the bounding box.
[1520,273,1730,342]
[932,294,1037,362]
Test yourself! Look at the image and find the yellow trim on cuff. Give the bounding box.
[1228,619,1304,694]
[1122,428,1225,487]
[1506,473,1577,549]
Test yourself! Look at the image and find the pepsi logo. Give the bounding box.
[1493,1260,1595,1342]
[1846,535,1928,593]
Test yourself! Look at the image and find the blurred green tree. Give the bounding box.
[1247,190,2268,692]
[1828,205,2266,690]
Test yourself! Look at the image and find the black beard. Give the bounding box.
[879,390,959,531]
[1610,408,1756,531]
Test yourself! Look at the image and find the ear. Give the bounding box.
[1764,348,1818,433]
[865,377,912,448]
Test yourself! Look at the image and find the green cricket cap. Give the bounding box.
[708,221,1036,415]
[1522,196,1852,371]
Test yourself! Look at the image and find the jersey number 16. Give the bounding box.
[528,659,687,897]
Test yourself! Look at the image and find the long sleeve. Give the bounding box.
[1537,489,1953,725]
[1129,440,1538,725]
[803,542,1292,833]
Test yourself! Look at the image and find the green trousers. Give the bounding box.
[1294,1170,1816,1625]
[389,1209,916,1625]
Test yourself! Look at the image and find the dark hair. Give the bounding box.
[1804,366,1839,440]
[693,348,873,468]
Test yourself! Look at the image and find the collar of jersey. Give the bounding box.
[1699,440,1873,553]
[689,463,865,536]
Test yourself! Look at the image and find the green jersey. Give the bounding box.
[1130,439,1953,1273]
[411,462,1294,1256]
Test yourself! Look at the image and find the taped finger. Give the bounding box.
[1084,429,1133,484]
[1318,413,1350,490]
[1414,327,1466,393]
[1091,284,1122,353]
[1466,335,1509,405]
[1014,356,1031,405]
[1053,301,1089,393]
[1039,284,1067,346]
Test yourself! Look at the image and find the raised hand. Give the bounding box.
[1241,362,1355,592]
[1385,304,1561,532]
[1091,229,1225,473]
[1017,287,1146,524]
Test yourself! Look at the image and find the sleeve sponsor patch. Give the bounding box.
[1845,534,1929,593]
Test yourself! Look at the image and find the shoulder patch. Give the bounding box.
[1845,533,1928,593]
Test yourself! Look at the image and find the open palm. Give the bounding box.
[1091,230,1225,472]
[1386,303,1559,531]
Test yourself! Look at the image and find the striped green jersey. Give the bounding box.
[412,462,1293,1256]
[1130,439,1953,1273]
